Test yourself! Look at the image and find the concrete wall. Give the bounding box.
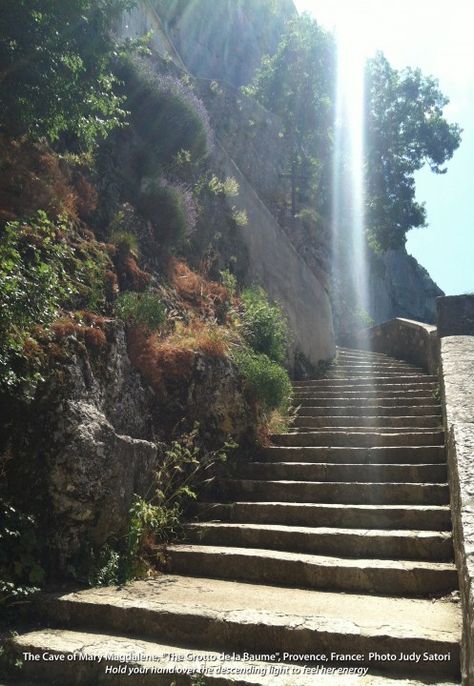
[213,142,335,368]
[440,336,474,685]
[117,0,336,369]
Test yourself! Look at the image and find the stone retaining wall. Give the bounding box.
[349,296,474,684]
[440,335,474,685]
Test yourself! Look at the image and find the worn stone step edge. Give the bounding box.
[193,502,452,531]
[32,580,462,679]
[241,462,447,483]
[294,378,438,388]
[297,405,442,417]
[293,416,442,428]
[6,628,355,686]
[166,545,458,598]
[272,431,444,448]
[293,395,438,402]
[7,630,460,686]
[219,479,449,505]
[259,446,446,464]
[282,429,444,435]
[294,391,439,398]
[185,522,453,561]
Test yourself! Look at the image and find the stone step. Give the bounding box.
[194,501,452,531]
[336,346,392,357]
[331,362,423,371]
[220,479,449,505]
[272,430,444,447]
[2,629,324,686]
[7,630,460,686]
[185,523,453,561]
[298,404,442,416]
[296,396,440,407]
[259,446,446,464]
[294,377,438,388]
[294,389,438,399]
[241,461,447,483]
[324,369,427,379]
[293,415,442,429]
[167,546,458,597]
[33,576,462,678]
[290,428,441,437]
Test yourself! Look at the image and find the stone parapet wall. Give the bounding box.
[438,295,474,337]
[343,317,439,374]
[440,336,474,685]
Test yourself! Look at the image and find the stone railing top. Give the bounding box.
[394,317,437,333]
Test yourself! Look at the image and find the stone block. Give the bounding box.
[438,295,474,337]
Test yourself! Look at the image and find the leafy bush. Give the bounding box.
[0,498,44,607]
[219,269,237,298]
[115,291,165,332]
[241,287,288,364]
[234,349,291,411]
[120,58,212,168]
[0,0,135,147]
[139,179,197,247]
[109,229,139,256]
[0,212,76,394]
[128,426,234,550]
[0,212,113,395]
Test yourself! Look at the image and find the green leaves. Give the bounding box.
[240,286,288,364]
[365,52,461,250]
[0,499,44,607]
[115,291,166,333]
[0,211,111,396]
[0,0,136,147]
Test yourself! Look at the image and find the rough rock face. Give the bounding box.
[159,0,296,88]
[5,323,255,571]
[368,248,444,325]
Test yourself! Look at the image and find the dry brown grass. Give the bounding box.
[50,313,107,350]
[168,258,230,320]
[127,319,232,391]
[0,134,96,221]
[117,255,151,292]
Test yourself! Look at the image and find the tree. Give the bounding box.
[244,14,335,217]
[365,52,461,251]
[0,0,135,148]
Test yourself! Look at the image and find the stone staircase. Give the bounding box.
[8,347,461,685]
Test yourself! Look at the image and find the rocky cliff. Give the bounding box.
[119,0,335,369]
[368,248,444,326]
[120,0,442,345]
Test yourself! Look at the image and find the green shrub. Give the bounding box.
[0,211,113,396]
[0,212,76,395]
[115,291,165,332]
[234,349,292,411]
[219,269,237,297]
[87,427,236,585]
[0,498,44,607]
[109,229,139,255]
[241,287,288,363]
[138,180,196,247]
[119,58,212,168]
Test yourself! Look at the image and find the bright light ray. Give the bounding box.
[332,19,369,341]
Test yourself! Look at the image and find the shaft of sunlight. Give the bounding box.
[332,23,369,340]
